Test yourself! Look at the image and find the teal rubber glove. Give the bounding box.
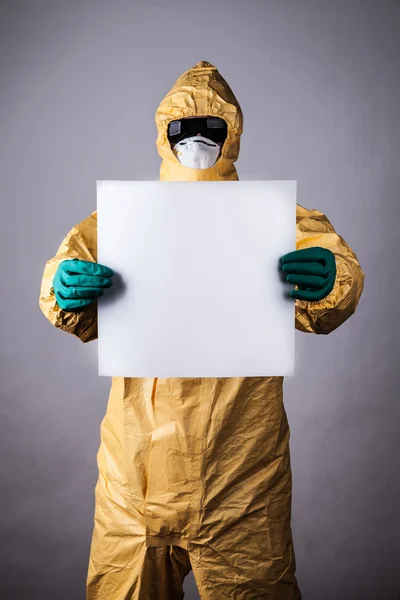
[281,247,336,301]
[53,259,114,311]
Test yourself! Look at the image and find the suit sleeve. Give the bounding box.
[295,204,364,335]
[39,212,98,343]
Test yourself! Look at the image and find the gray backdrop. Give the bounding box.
[0,0,399,599]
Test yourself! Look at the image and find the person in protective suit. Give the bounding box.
[39,61,364,600]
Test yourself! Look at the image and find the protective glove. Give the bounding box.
[53,259,114,311]
[280,247,336,301]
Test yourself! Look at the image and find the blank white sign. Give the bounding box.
[97,180,296,378]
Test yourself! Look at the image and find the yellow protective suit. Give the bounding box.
[39,62,365,600]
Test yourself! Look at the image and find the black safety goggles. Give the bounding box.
[167,117,228,145]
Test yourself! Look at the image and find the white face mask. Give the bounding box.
[173,135,221,169]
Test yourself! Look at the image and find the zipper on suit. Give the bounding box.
[151,377,158,411]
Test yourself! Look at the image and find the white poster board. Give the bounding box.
[97,180,296,378]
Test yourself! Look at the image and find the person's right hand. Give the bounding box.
[53,259,114,311]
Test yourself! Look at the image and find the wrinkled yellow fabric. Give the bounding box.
[39,61,364,600]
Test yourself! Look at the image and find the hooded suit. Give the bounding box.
[39,61,364,599]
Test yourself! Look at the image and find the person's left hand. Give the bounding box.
[280,247,336,301]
